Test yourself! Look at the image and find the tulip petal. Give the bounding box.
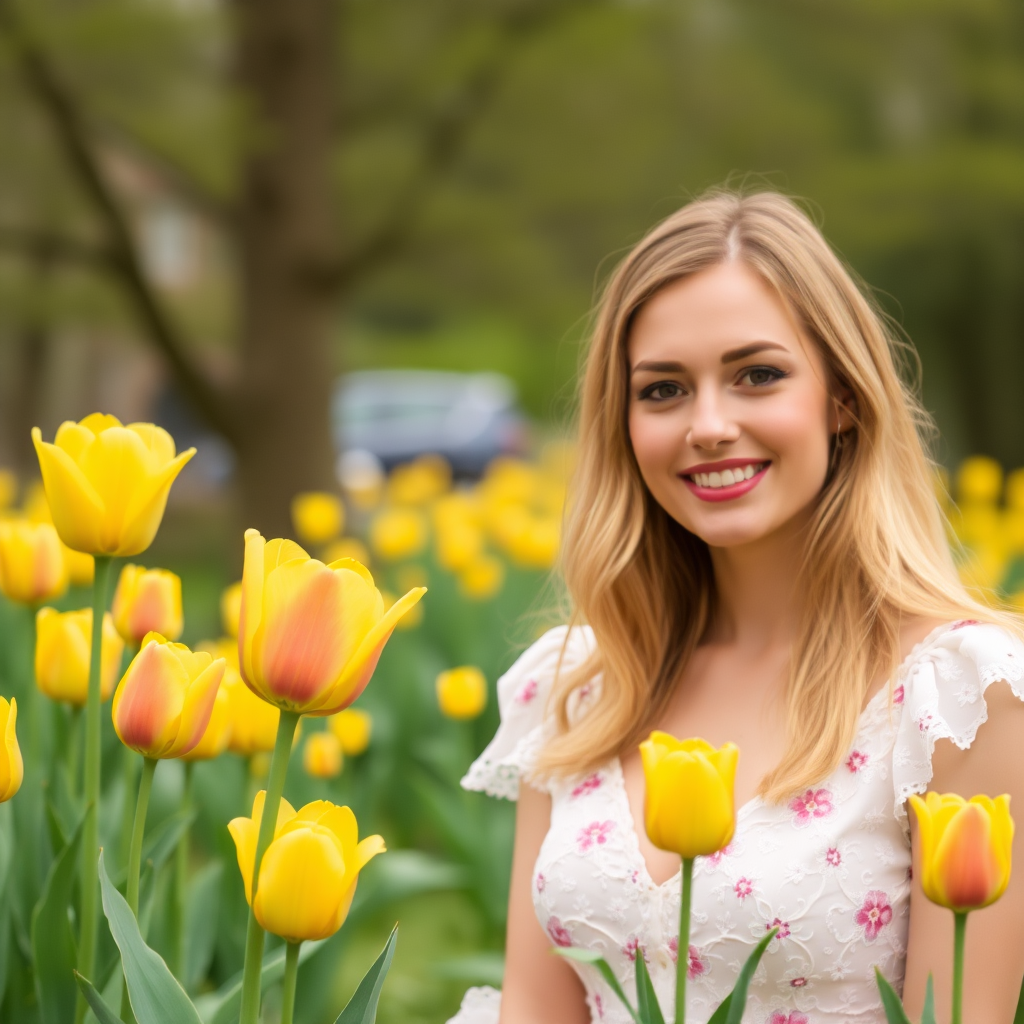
[79,426,155,552]
[76,412,122,436]
[117,448,195,556]
[112,639,189,755]
[353,833,387,875]
[165,657,226,758]
[240,530,266,688]
[0,698,23,801]
[325,557,375,588]
[127,422,176,465]
[228,816,259,904]
[933,803,1004,909]
[32,429,106,554]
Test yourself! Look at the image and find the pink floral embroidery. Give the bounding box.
[594,993,604,1019]
[687,945,709,980]
[766,917,790,940]
[789,788,834,823]
[668,936,678,962]
[917,711,935,734]
[893,684,905,705]
[825,847,842,867]
[951,619,979,630]
[734,877,754,899]
[855,890,893,939]
[790,977,808,988]
[623,937,647,962]
[576,820,615,852]
[515,679,538,703]
[571,774,602,799]
[547,917,572,947]
[845,750,868,772]
[767,1014,809,1024]
[535,872,546,892]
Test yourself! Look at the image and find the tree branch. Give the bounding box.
[0,1,237,443]
[331,0,597,292]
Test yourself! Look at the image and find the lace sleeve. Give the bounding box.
[444,986,501,1024]
[460,624,596,800]
[892,620,1024,834]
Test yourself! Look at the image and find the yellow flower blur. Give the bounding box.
[303,732,343,779]
[909,791,1014,912]
[22,482,94,585]
[221,581,242,638]
[956,456,1002,504]
[639,732,739,859]
[291,492,345,546]
[369,507,428,562]
[32,413,195,556]
[436,666,487,720]
[458,555,504,600]
[0,697,23,801]
[228,793,385,943]
[324,538,371,568]
[179,682,232,762]
[329,708,372,756]
[35,608,124,706]
[388,455,451,505]
[111,564,184,644]
[0,519,68,604]
[112,633,225,759]
[239,530,425,716]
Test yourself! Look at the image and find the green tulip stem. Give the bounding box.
[952,911,967,1024]
[127,757,158,915]
[75,552,113,1024]
[172,760,194,981]
[66,704,82,797]
[119,747,140,870]
[238,708,301,1024]
[676,857,694,1024]
[281,941,301,1024]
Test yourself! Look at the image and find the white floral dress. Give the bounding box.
[446,620,1024,1024]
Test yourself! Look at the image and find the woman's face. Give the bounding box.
[627,260,842,550]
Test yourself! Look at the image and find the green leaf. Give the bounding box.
[554,948,641,1024]
[74,971,123,1024]
[113,809,195,888]
[706,994,731,1024]
[634,952,665,1024]
[1014,968,1024,1024]
[922,973,936,1024]
[184,860,223,992]
[335,924,398,1024]
[97,849,203,1024]
[31,816,83,1024]
[721,927,778,1024]
[873,967,913,1024]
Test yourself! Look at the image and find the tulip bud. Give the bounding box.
[909,791,1014,912]
[111,564,184,644]
[329,708,372,757]
[0,697,23,801]
[221,581,242,639]
[32,413,195,556]
[179,682,232,762]
[36,607,125,706]
[239,530,425,716]
[229,794,385,943]
[369,508,428,562]
[0,520,68,604]
[303,732,343,779]
[112,633,225,759]
[291,492,344,546]
[436,666,487,720]
[639,732,738,859]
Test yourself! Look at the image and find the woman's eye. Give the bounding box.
[639,381,683,401]
[740,366,786,387]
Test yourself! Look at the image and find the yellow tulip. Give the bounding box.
[639,732,738,859]
[239,530,425,715]
[458,554,504,600]
[956,456,1002,504]
[0,469,16,511]
[381,590,423,631]
[35,607,124,706]
[112,632,225,759]
[32,413,195,556]
[291,492,345,546]
[388,455,451,505]
[179,682,232,762]
[22,482,95,585]
[0,697,23,801]
[369,507,428,562]
[909,792,1014,912]
[435,521,484,572]
[228,793,385,942]
[436,666,487,720]
[303,732,343,779]
[0,519,68,604]
[111,564,184,644]
[221,581,242,638]
[329,708,372,756]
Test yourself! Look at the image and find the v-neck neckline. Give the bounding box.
[610,619,960,891]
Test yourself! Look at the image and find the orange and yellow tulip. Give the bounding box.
[112,633,225,759]
[229,793,384,943]
[180,682,232,762]
[32,413,194,556]
[639,733,738,859]
[35,607,124,706]
[111,564,184,643]
[239,530,425,715]
[0,519,68,604]
[0,697,23,801]
[909,792,1014,912]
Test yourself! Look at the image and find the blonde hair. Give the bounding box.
[541,189,1012,803]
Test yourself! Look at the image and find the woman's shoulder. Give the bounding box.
[461,624,598,801]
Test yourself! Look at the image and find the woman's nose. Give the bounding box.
[686,387,741,449]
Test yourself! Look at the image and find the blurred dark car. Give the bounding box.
[332,369,528,477]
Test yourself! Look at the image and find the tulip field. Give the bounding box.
[0,418,1020,1024]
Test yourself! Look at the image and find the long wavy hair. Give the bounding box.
[539,189,1010,803]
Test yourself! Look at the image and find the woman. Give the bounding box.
[450,191,1024,1023]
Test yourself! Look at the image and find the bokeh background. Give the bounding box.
[1,0,1023,1021]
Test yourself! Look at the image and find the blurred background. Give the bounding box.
[0,0,1023,1021]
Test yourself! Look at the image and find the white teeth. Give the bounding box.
[690,463,765,489]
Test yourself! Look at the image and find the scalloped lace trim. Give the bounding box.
[445,986,501,1024]
[461,721,551,800]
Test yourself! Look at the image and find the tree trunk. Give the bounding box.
[231,0,340,538]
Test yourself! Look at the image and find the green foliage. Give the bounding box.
[334,925,397,1024]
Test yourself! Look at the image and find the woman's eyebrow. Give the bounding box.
[631,341,789,376]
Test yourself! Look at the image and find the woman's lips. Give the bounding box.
[680,462,770,503]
